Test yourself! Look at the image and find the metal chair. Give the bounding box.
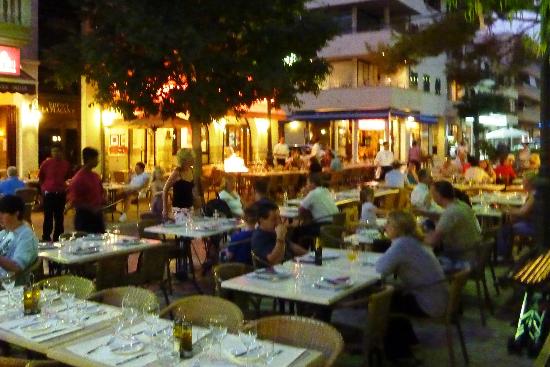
[253,315,344,367]
[160,295,244,333]
[15,187,37,223]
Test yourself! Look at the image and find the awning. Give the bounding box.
[0,69,36,94]
[287,109,439,125]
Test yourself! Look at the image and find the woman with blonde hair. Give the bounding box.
[162,148,198,219]
[376,210,448,359]
[149,166,165,217]
[218,175,244,217]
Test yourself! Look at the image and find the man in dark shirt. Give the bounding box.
[251,202,306,265]
[252,179,274,207]
[39,144,71,241]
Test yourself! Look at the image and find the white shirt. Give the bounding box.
[300,187,339,223]
[360,202,377,224]
[411,183,431,210]
[273,143,289,159]
[464,167,490,183]
[385,169,406,188]
[374,149,394,167]
[310,143,322,160]
[218,190,244,217]
[128,172,150,190]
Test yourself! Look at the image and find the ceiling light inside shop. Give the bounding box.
[358,119,385,131]
[289,120,300,130]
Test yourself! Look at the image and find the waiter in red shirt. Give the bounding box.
[39,144,72,242]
[68,147,105,233]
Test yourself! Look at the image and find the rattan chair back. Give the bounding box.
[37,275,95,299]
[160,295,244,332]
[319,225,345,249]
[15,187,37,223]
[213,262,252,296]
[254,315,344,367]
[137,218,162,239]
[95,254,129,290]
[364,285,394,353]
[89,286,158,309]
[445,269,470,324]
[251,250,270,269]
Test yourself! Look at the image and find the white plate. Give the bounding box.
[248,269,292,281]
[314,277,353,290]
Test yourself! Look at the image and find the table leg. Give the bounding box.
[174,237,203,293]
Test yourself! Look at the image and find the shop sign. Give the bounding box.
[0,46,19,76]
[0,82,34,94]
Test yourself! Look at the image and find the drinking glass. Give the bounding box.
[121,295,140,346]
[209,314,228,360]
[257,339,276,365]
[238,321,257,357]
[142,301,160,336]
[1,273,15,305]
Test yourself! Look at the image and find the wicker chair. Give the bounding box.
[126,245,171,306]
[253,315,344,367]
[470,238,496,326]
[89,286,158,309]
[213,262,259,316]
[319,225,345,249]
[0,357,63,367]
[95,254,129,290]
[37,275,95,299]
[251,250,271,269]
[332,285,394,366]
[160,295,244,333]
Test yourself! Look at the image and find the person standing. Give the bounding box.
[408,140,421,171]
[162,148,198,219]
[374,142,394,180]
[273,136,289,166]
[68,147,105,233]
[519,142,531,171]
[39,145,72,242]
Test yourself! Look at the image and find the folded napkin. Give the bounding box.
[314,276,352,290]
[247,268,292,281]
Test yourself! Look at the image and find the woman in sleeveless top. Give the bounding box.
[162,148,197,219]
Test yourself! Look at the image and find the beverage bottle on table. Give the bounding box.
[314,237,323,266]
[173,316,193,359]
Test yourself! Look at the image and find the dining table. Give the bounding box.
[144,217,244,291]
[285,187,399,208]
[469,192,527,207]
[0,288,323,367]
[221,249,382,308]
[38,234,164,266]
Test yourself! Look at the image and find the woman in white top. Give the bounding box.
[149,166,165,217]
[218,175,244,218]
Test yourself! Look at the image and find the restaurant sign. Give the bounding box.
[0,46,19,76]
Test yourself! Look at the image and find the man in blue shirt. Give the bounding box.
[225,207,256,265]
[0,166,26,196]
[0,195,38,283]
[385,161,406,188]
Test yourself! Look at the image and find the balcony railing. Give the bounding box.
[0,0,22,25]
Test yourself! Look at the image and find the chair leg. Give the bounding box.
[474,279,486,326]
[161,283,170,307]
[455,320,469,365]
[165,261,173,295]
[489,261,500,295]
[481,274,494,315]
[446,325,456,367]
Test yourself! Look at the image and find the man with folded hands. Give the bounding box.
[251,202,306,265]
[0,195,38,282]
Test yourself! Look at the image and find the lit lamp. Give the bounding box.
[223,154,249,173]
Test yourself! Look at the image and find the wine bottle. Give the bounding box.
[314,237,322,266]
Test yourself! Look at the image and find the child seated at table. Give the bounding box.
[223,206,256,265]
[360,186,379,226]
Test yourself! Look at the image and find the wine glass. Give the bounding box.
[142,301,160,336]
[209,314,228,360]
[238,321,257,357]
[1,273,15,305]
[121,295,140,346]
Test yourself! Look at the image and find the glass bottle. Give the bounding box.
[314,237,323,266]
[173,316,193,359]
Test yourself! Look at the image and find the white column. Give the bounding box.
[352,119,358,163]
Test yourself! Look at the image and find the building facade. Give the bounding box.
[0,0,39,177]
[285,0,450,163]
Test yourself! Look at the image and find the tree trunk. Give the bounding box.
[191,119,205,207]
[536,40,550,249]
